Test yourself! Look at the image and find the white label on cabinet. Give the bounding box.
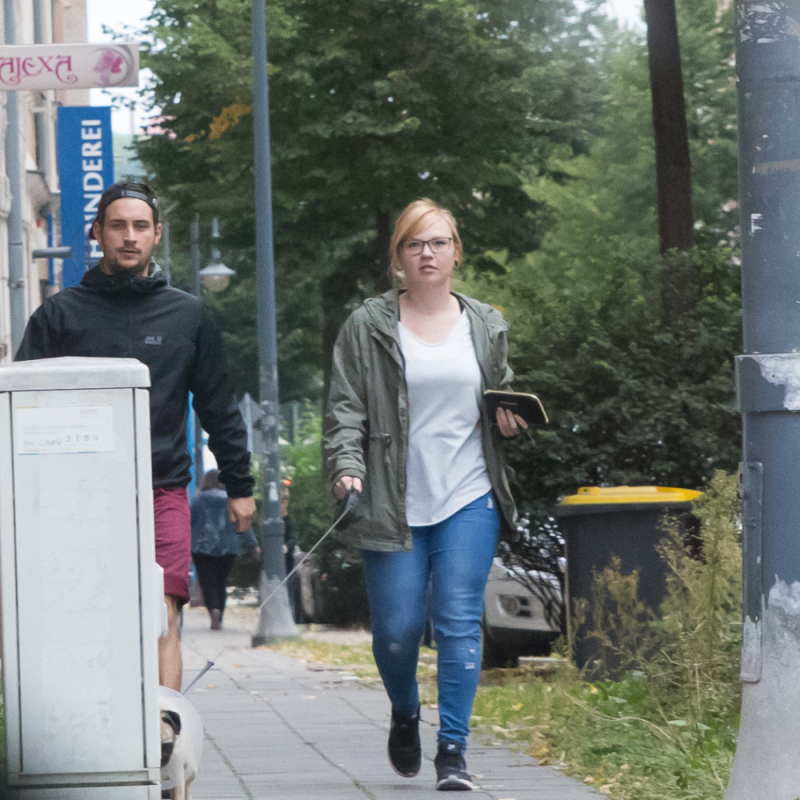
[15,406,114,455]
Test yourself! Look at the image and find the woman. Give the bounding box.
[323,198,526,791]
[190,470,258,631]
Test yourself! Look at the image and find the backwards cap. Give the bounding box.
[89,182,160,239]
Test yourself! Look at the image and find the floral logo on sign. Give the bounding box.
[93,47,134,87]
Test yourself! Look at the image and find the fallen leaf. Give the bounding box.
[511,703,523,711]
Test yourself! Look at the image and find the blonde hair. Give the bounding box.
[389,198,463,282]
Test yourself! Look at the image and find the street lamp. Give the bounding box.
[199,263,236,292]
[189,215,236,492]
[198,216,236,292]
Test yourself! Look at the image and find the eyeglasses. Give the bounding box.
[404,237,453,255]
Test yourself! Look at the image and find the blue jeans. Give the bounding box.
[362,492,500,746]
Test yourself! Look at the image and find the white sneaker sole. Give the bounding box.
[436,774,475,791]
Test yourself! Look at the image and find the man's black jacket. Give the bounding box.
[16,266,254,498]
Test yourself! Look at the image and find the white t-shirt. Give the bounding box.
[398,310,492,526]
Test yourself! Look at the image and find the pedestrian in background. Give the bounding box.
[323,198,527,791]
[191,469,258,631]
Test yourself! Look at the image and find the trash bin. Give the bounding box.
[554,486,701,670]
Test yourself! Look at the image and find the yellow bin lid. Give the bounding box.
[561,486,702,505]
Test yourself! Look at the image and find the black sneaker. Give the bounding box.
[387,706,421,777]
[434,741,474,791]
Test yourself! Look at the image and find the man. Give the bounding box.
[17,182,256,690]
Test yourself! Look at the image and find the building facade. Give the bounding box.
[0,0,88,362]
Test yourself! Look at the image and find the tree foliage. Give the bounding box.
[459,0,740,533]
[137,0,609,398]
[135,0,743,563]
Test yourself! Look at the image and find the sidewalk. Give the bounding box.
[180,605,597,800]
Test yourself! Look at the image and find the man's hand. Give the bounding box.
[228,496,256,532]
[496,406,529,438]
[334,476,363,499]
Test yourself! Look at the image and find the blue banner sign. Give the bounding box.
[57,107,114,288]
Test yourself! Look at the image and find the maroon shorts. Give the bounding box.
[154,487,192,604]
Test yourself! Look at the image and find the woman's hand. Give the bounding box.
[496,407,529,438]
[334,475,363,499]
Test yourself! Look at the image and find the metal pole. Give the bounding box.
[162,219,172,285]
[190,215,204,492]
[33,0,50,179]
[727,3,800,797]
[251,0,297,644]
[5,0,26,356]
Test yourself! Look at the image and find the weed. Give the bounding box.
[582,557,656,678]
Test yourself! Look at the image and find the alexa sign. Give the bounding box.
[0,43,138,91]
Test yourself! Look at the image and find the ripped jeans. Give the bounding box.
[362,492,500,745]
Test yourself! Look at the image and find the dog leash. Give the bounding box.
[257,488,360,612]
[179,490,360,676]
[183,660,215,694]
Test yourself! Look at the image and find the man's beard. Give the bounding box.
[103,251,152,277]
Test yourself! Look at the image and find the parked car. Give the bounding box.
[481,558,561,668]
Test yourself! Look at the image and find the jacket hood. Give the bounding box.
[80,263,168,295]
[362,289,508,338]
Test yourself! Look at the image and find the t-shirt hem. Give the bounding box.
[406,480,493,528]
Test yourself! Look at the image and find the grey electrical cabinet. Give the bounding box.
[0,358,162,799]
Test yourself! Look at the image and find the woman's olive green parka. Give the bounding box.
[322,289,517,551]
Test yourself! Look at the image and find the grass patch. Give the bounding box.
[267,637,376,666]
[472,663,735,799]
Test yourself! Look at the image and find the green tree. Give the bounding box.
[459,0,741,529]
[137,0,609,399]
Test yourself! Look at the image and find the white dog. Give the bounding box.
[159,686,204,800]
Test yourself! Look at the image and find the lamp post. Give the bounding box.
[190,216,236,494]
[251,0,298,644]
[725,3,800,797]
[190,215,204,491]
[5,0,25,356]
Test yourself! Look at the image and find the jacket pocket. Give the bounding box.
[364,432,395,526]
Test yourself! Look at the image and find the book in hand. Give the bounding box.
[484,390,548,426]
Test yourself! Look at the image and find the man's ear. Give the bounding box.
[154,222,163,246]
[91,220,102,243]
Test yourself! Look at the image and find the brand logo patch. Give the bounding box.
[144,335,163,345]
